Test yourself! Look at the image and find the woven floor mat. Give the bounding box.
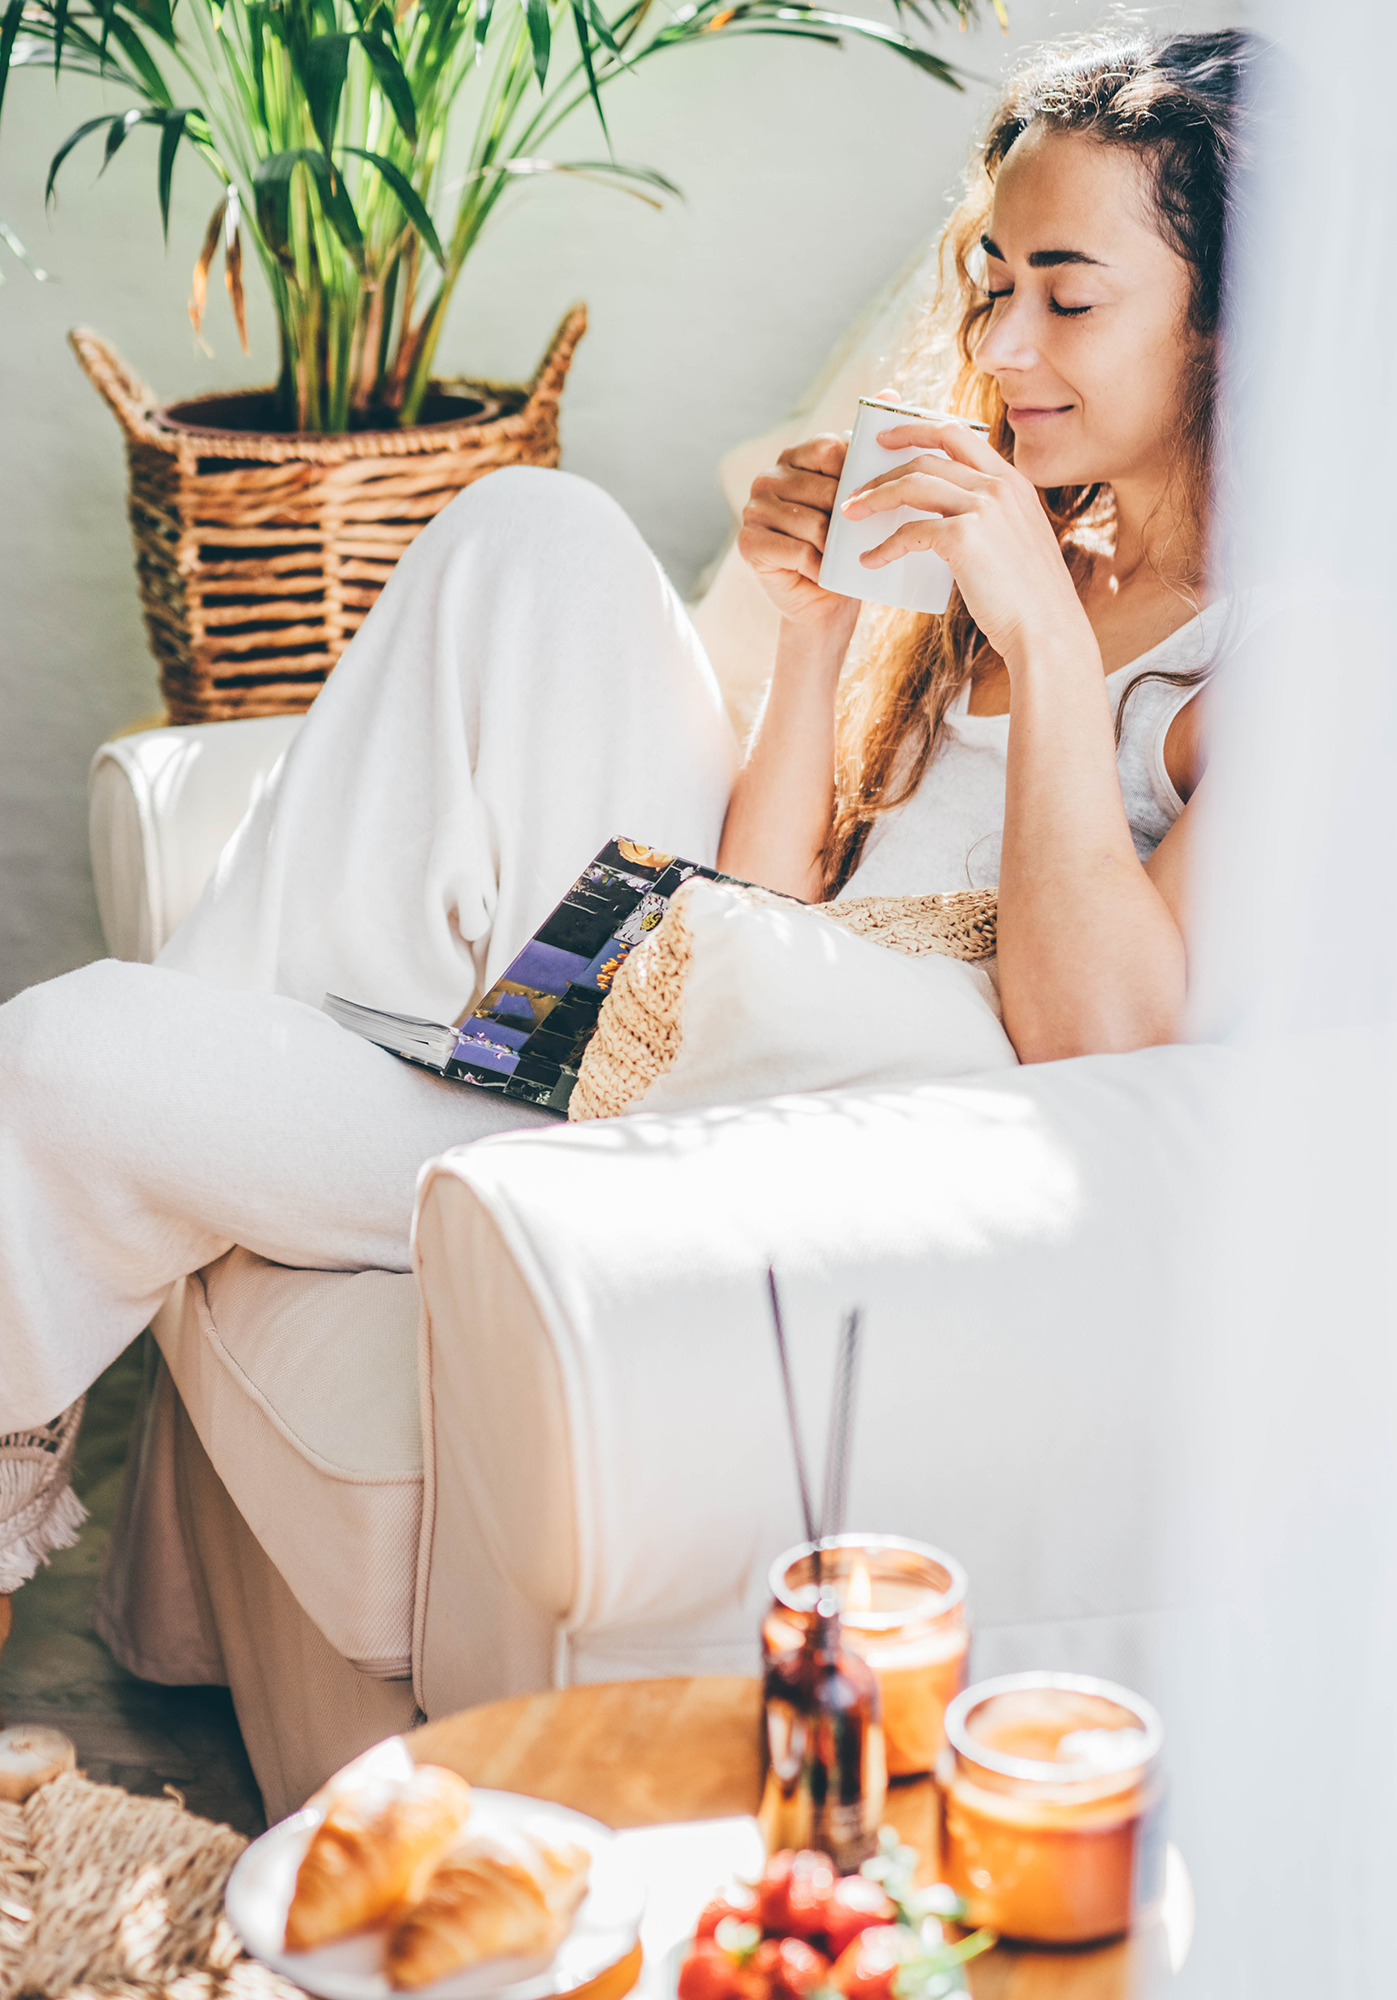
[0,1771,301,1999]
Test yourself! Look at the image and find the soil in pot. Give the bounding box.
[155,383,521,439]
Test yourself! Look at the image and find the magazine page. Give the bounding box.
[451,840,722,1110]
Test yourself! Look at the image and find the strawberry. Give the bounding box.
[695,1886,763,1941]
[679,1938,764,2000]
[751,1935,831,2000]
[757,1850,838,1939]
[829,1924,916,2000]
[818,1876,897,1959]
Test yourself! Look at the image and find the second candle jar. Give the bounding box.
[762,1534,970,1778]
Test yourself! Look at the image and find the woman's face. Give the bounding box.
[975,124,1200,495]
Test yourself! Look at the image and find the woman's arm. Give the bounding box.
[717,620,849,899]
[996,627,1186,1059]
[716,435,862,899]
[842,415,1188,1059]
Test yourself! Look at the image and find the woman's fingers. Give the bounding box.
[872,415,1004,474]
[737,523,826,584]
[859,516,954,569]
[743,501,836,554]
[844,455,990,507]
[779,432,848,479]
[744,492,837,553]
[841,471,980,520]
[750,466,843,513]
[736,432,854,622]
[745,443,847,539]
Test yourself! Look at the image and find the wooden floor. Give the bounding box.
[1,1342,266,1836]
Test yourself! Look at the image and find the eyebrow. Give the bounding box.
[980,232,1107,269]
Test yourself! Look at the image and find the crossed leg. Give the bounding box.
[0,466,738,1585]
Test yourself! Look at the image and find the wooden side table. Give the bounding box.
[409,1677,1189,2000]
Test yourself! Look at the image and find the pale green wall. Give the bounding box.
[0,0,1239,998]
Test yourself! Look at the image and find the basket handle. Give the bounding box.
[526,303,588,414]
[68,327,166,446]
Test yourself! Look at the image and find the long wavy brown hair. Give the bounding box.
[821,27,1256,897]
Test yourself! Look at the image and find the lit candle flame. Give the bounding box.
[846,1558,873,1614]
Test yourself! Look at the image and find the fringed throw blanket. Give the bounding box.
[0,1401,86,1595]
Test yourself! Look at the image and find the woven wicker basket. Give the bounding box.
[71,304,587,723]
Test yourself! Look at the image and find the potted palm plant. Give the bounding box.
[0,0,993,718]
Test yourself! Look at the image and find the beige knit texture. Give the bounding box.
[569,885,998,1122]
[818,888,998,962]
[0,1770,299,2000]
[568,895,696,1123]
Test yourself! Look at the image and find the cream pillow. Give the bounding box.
[568,877,1017,1121]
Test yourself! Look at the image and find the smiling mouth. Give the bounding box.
[1007,405,1074,424]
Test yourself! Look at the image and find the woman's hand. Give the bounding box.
[738,434,862,644]
[839,415,1090,667]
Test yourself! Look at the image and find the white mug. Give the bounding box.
[818,398,991,615]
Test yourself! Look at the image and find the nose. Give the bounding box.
[975,293,1039,377]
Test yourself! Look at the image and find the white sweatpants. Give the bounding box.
[0,468,737,1574]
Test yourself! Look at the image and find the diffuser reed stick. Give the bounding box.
[767,1266,817,1549]
[821,1308,863,1552]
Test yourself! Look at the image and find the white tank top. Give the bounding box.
[837,599,1233,899]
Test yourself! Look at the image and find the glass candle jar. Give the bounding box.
[937,1673,1165,1945]
[763,1535,969,1778]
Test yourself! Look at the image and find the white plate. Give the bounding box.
[226,1785,646,2000]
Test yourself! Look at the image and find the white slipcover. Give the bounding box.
[412,1045,1218,1717]
[89,717,304,962]
[152,1251,422,1676]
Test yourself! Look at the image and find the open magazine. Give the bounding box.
[325,838,737,1115]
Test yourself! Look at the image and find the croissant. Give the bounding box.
[285,1761,474,1951]
[385,1821,592,1991]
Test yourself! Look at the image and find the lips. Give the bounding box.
[1007,405,1074,425]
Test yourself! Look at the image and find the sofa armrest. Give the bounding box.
[411,1046,1223,1718]
[89,715,305,961]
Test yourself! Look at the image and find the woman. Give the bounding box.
[726,26,1253,1059]
[0,30,1256,1601]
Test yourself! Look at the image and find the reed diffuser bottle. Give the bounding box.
[758,1274,887,1870]
[759,1598,887,1869]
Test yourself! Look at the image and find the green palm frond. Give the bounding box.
[0,0,1000,428]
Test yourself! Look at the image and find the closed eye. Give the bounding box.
[984,288,1093,317]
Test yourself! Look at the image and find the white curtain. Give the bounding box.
[1158,4,1397,1991]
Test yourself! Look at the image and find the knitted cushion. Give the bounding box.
[568,879,1014,1122]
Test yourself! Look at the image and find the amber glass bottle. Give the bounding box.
[758,1604,887,1871]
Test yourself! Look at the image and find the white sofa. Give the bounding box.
[89,714,1216,1824]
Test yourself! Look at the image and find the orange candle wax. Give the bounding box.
[937,1674,1164,1945]
[763,1536,969,1778]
